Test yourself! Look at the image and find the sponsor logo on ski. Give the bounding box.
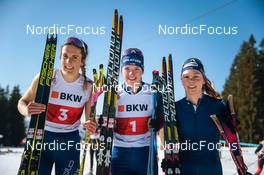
[51,91,82,102]
[46,44,56,86]
[40,44,50,86]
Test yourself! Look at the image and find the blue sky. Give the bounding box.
[0,0,263,103]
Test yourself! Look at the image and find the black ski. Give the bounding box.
[161,55,181,175]
[96,9,123,175]
[18,34,57,175]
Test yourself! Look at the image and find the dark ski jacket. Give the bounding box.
[175,94,228,175]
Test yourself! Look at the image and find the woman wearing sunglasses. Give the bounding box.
[17,37,96,174]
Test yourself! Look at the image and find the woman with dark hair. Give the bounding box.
[17,37,96,175]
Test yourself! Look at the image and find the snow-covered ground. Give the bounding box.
[0,147,258,175]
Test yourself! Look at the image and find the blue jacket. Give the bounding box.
[175,94,226,175]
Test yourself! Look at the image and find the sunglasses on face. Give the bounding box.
[63,37,87,56]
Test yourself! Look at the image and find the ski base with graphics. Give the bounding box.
[161,55,181,175]
[96,9,123,175]
[17,34,57,175]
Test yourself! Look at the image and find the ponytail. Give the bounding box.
[203,76,220,99]
[81,64,89,90]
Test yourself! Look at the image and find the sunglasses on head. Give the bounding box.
[63,37,87,56]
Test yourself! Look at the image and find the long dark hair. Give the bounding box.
[203,76,220,99]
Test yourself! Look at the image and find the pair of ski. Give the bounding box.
[148,55,181,175]
[94,9,123,175]
[160,55,181,175]
[79,64,105,175]
[17,34,57,175]
[72,9,124,175]
[211,95,251,175]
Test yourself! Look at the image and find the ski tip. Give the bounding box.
[93,69,98,83]
[118,15,123,40]
[227,94,235,114]
[168,55,173,71]
[114,9,118,22]
[99,64,104,77]
[114,9,118,15]
[47,33,52,40]
[168,54,172,60]
[119,15,123,31]
[48,30,57,37]
[162,57,167,72]
[162,57,167,67]
[112,10,119,32]
[227,94,233,101]
[47,33,57,41]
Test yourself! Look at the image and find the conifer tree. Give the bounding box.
[0,86,8,145]
[7,86,25,146]
[222,35,263,143]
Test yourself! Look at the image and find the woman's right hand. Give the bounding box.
[25,102,46,116]
[83,119,97,135]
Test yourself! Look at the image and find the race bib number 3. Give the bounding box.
[58,109,69,121]
[46,103,83,124]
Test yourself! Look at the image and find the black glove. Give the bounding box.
[149,118,160,131]
[161,158,168,172]
[226,100,240,130]
[97,115,104,128]
[258,154,264,159]
[161,158,181,174]
[220,104,237,134]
